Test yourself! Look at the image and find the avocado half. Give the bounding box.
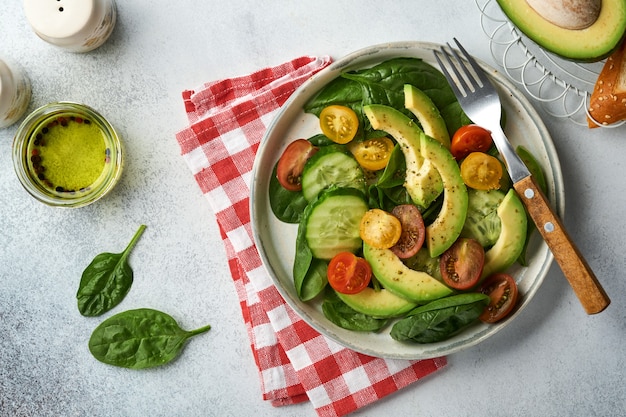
[497,0,626,61]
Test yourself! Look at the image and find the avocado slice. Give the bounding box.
[404,84,450,148]
[364,104,468,257]
[480,188,528,279]
[419,132,469,257]
[363,243,453,303]
[363,104,443,208]
[497,0,626,61]
[335,288,417,318]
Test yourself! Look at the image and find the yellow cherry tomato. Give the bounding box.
[348,136,395,171]
[319,105,359,144]
[460,152,503,190]
[359,208,402,249]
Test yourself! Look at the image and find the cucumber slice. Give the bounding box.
[304,187,368,260]
[461,189,505,248]
[301,146,366,202]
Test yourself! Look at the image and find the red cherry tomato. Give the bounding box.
[327,252,372,294]
[276,139,318,191]
[478,273,519,323]
[450,124,493,160]
[439,238,485,290]
[390,204,426,259]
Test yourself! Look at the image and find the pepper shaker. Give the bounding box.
[0,58,31,129]
[23,0,117,53]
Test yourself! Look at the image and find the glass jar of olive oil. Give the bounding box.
[12,102,123,207]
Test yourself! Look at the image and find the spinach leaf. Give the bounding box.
[269,164,308,224]
[304,57,471,137]
[293,211,313,299]
[308,133,335,147]
[367,145,411,210]
[322,290,388,332]
[303,76,363,117]
[77,225,146,317]
[376,144,406,189]
[88,308,210,369]
[293,202,328,301]
[299,259,328,301]
[390,293,490,343]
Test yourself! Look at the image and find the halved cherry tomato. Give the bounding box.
[359,208,402,249]
[348,136,394,171]
[327,252,372,294]
[440,238,485,290]
[478,273,519,323]
[450,124,493,160]
[319,105,359,144]
[390,204,425,259]
[276,139,318,191]
[460,152,503,190]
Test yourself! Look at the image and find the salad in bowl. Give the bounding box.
[250,42,563,359]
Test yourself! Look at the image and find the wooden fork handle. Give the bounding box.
[513,176,610,314]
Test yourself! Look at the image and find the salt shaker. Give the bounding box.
[23,0,117,53]
[0,58,31,129]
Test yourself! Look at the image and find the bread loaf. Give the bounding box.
[588,41,626,128]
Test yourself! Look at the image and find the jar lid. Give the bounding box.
[24,0,96,40]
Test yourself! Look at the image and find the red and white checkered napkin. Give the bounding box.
[175,56,447,417]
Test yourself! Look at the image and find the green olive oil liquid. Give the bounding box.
[28,115,109,194]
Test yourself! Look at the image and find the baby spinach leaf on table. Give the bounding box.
[88,308,211,369]
[390,293,490,343]
[77,225,146,317]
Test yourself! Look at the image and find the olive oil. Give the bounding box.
[29,115,108,194]
[13,102,122,208]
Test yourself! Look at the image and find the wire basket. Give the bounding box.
[476,0,624,128]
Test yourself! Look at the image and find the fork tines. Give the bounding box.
[434,38,489,98]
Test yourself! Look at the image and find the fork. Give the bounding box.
[434,38,610,314]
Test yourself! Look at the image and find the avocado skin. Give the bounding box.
[497,0,626,62]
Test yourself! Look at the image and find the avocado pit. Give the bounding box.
[526,0,601,30]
